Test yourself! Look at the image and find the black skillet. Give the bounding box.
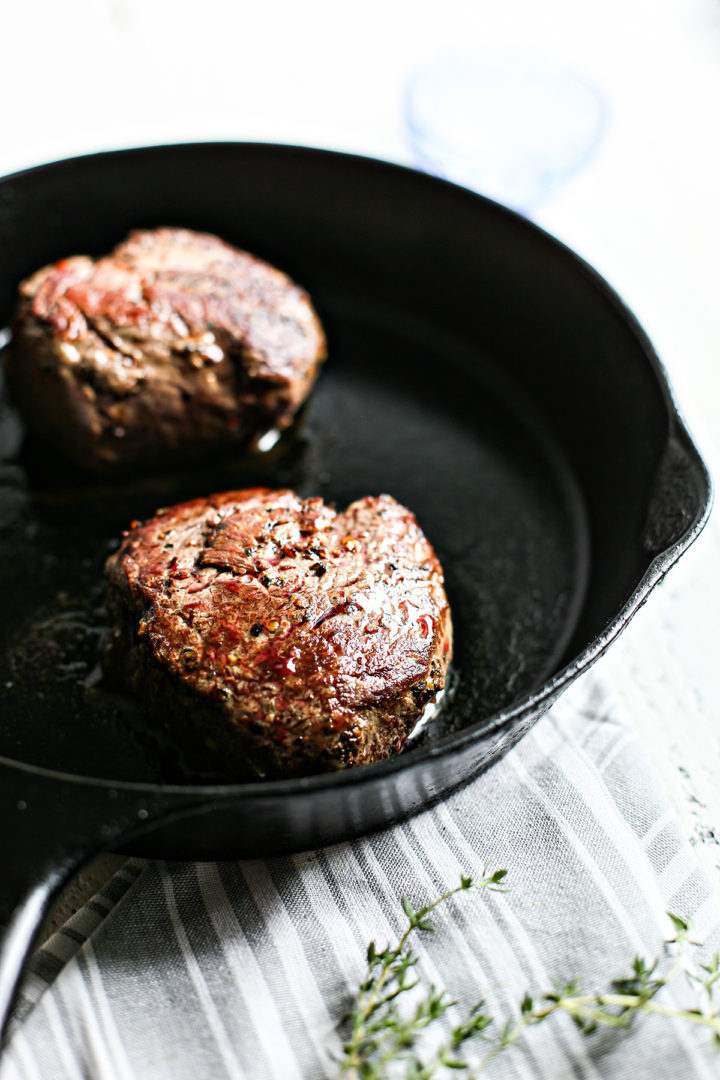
[0,143,711,1042]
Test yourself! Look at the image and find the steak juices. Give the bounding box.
[8,229,453,778]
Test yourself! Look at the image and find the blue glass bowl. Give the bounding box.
[405,52,608,213]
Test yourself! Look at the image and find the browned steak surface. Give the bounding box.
[105,489,453,778]
[8,228,326,471]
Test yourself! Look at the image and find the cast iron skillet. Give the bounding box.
[0,143,711,1042]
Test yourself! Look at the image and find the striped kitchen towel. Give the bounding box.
[1,587,719,1079]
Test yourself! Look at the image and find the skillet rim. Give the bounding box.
[0,141,712,795]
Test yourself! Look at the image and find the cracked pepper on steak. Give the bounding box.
[104,489,453,778]
[7,228,326,471]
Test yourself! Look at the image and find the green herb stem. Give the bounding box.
[553,993,720,1032]
[340,870,506,1078]
[337,876,719,1079]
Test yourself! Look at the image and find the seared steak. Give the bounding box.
[105,488,452,778]
[7,228,326,471]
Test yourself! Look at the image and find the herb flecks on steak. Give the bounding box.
[104,489,453,778]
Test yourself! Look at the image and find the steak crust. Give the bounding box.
[105,489,453,778]
[7,228,326,471]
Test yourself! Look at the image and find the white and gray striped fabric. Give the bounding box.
[2,591,719,1080]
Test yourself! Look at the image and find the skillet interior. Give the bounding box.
[0,295,588,782]
[0,145,709,837]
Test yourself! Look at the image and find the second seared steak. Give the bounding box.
[8,228,326,471]
[105,489,452,778]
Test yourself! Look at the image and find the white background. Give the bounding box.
[1,0,719,876]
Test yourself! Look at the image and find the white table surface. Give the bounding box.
[2,0,719,892]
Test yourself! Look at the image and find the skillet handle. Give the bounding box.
[643,421,712,556]
[0,760,181,1048]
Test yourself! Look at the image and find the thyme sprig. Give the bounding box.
[337,875,720,1079]
[339,867,507,1079]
